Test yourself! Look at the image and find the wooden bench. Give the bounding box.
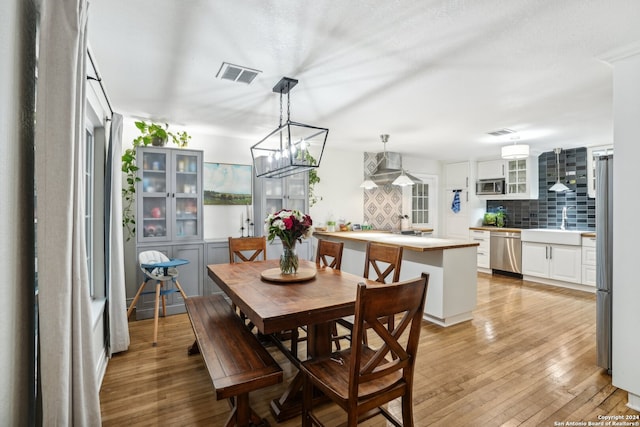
[185,295,283,427]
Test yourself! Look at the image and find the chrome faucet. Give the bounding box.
[561,206,574,230]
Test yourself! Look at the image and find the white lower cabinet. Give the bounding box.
[581,236,596,286]
[522,242,582,284]
[469,229,490,269]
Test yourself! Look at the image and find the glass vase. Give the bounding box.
[280,243,299,275]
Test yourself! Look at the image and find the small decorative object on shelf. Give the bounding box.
[265,209,313,275]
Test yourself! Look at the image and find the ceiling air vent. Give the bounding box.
[487,128,516,137]
[216,62,261,85]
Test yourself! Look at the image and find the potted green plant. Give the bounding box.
[122,121,191,240]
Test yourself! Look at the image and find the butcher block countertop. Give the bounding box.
[313,231,479,252]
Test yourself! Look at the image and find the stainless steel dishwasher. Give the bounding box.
[490,231,522,274]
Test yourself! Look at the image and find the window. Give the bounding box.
[84,93,106,301]
[411,182,429,225]
[403,174,437,230]
[84,127,95,297]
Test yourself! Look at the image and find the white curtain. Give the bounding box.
[106,113,130,355]
[35,0,102,424]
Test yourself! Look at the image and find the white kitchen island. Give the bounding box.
[314,231,479,327]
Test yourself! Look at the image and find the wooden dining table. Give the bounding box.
[207,259,373,422]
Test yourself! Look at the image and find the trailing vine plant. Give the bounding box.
[122,121,191,240]
[305,151,322,207]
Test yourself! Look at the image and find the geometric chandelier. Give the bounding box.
[251,77,328,178]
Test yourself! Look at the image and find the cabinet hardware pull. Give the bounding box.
[549,246,552,259]
[545,246,548,259]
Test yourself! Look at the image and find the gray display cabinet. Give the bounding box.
[204,240,231,295]
[134,147,205,319]
[252,172,312,261]
[136,146,203,243]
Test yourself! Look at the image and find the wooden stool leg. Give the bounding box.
[153,282,161,346]
[126,280,147,318]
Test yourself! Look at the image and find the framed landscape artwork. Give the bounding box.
[203,163,252,205]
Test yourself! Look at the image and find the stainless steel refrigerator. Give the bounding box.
[596,155,613,373]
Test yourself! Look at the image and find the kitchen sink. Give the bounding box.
[520,228,583,245]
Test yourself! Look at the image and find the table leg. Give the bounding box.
[269,322,331,422]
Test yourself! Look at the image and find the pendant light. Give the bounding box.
[392,170,415,186]
[501,143,530,159]
[359,178,378,189]
[549,148,570,192]
[251,77,328,178]
[501,133,529,159]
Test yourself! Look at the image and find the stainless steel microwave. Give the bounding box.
[476,178,505,195]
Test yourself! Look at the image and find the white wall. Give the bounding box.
[403,155,441,176]
[309,146,364,227]
[610,47,640,409]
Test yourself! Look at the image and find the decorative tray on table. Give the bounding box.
[260,267,317,283]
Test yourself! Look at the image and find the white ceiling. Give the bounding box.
[87,0,640,162]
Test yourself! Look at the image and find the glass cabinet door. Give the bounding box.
[285,173,307,212]
[137,147,203,243]
[506,159,527,195]
[264,178,284,214]
[139,150,171,240]
[172,151,202,240]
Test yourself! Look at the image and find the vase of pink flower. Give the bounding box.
[264,209,313,274]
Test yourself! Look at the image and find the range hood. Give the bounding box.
[369,151,420,185]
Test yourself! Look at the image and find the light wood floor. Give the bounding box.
[100,273,638,426]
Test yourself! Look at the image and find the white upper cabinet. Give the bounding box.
[475,156,538,199]
[477,159,506,180]
[445,161,469,190]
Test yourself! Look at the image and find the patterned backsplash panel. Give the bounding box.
[363,152,404,230]
[487,147,595,230]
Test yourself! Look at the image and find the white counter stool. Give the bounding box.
[127,250,188,346]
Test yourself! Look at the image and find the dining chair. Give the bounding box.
[315,239,344,270]
[307,239,345,351]
[338,241,404,344]
[228,237,266,328]
[290,239,348,357]
[127,250,188,346]
[301,273,429,427]
[228,236,266,263]
[364,241,403,284]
